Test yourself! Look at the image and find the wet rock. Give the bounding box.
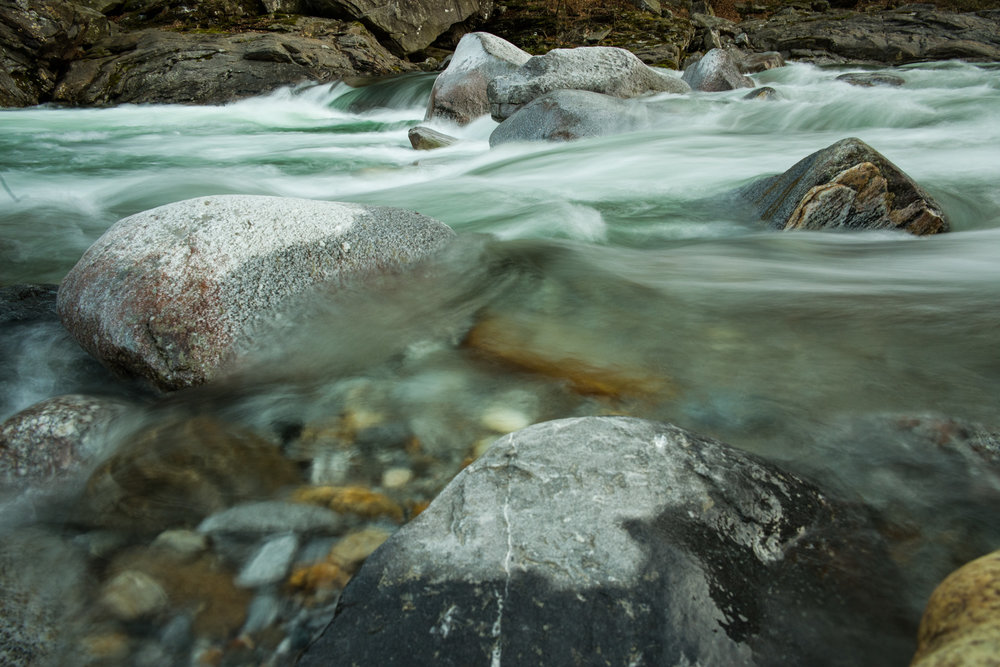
[489,89,652,146]
[304,0,493,56]
[408,125,459,150]
[290,484,404,522]
[682,47,755,91]
[424,32,531,125]
[487,46,690,122]
[741,7,1000,65]
[738,137,949,235]
[0,529,91,666]
[381,467,413,488]
[743,85,782,100]
[0,283,58,323]
[0,394,129,486]
[51,20,410,107]
[912,549,1000,666]
[236,533,299,588]
[0,0,114,106]
[198,500,345,537]
[836,72,906,87]
[151,529,208,559]
[737,50,785,73]
[58,195,456,390]
[84,416,300,532]
[100,570,169,621]
[299,417,912,666]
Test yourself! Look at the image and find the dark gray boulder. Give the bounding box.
[57,195,456,390]
[0,394,128,487]
[741,6,1000,65]
[682,47,755,92]
[424,32,531,125]
[743,85,782,101]
[408,125,459,150]
[52,20,409,106]
[0,0,114,106]
[300,417,913,666]
[836,72,906,87]
[489,89,651,146]
[487,46,690,122]
[738,137,948,235]
[304,0,494,56]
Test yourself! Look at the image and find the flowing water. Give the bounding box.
[2,61,1000,664]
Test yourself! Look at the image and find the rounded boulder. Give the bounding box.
[57,195,455,390]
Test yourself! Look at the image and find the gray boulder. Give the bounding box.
[487,46,690,122]
[424,32,531,125]
[0,394,128,487]
[299,417,912,666]
[52,20,409,107]
[738,137,949,235]
[489,89,651,146]
[57,195,455,390]
[741,6,1000,65]
[682,47,755,92]
[304,0,493,56]
[836,72,906,87]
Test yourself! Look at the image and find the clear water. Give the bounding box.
[2,61,1000,664]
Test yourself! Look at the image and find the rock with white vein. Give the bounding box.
[299,417,912,666]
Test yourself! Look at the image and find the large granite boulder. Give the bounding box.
[300,417,912,666]
[0,0,114,106]
[304,0,494,56]
[0,394,128,487]
[682,47,755,92]
[489,89,652,146]
[57,195,456,390]
[741,6,1000,65]
[738,137,949,235]
[487,45,690,122]
[52,20,409,106]
[424,32,531,125]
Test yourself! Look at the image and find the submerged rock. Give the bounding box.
[0,394,129,487]
[682,47,755,92]
[489,89,652,146]
[408,125,459,150]
[487,46,690,122]
[743,85,782,101]
[912,549,1000,667]
[58,195,455,390]
[424,32,531,125]
[738,137,949,235]
[836,72,906,87]
[300,417,912,666]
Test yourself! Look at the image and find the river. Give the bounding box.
[2,60,1000,665]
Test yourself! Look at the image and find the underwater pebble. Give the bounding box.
[241,590,282,634]
[152,529,207,558]
[197,501,345,537]
[481,406,532,433]
[237,534,300,588]
[381,467,413,488]
[328,528,390,569]
[100,570,169,621]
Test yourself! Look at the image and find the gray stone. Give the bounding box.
[487,46,690,122]
[300,417,912,666]
[100,569,169,620]
[836,72,906,87]
[0,284,58,324]
[424,32,531,125]
[682,47,755,92]
[304,0,493,56]
[58,195,456,389]
[489,90,652,146]
[0,394,128,486]
[408,125,459,150]
[197,501,346,537]
[737,50,786,73]
[738,137,949,235]
[743,85,782,100]
[236,533,299,588]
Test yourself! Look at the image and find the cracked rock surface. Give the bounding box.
[300,416,913,666]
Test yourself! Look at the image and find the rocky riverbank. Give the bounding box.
[2,0,1000,107]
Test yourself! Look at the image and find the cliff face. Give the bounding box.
[2,0,1000,107]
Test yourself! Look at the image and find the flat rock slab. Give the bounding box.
[57,195,455,390]
[301,417,912,666]
[738,137,948,235]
